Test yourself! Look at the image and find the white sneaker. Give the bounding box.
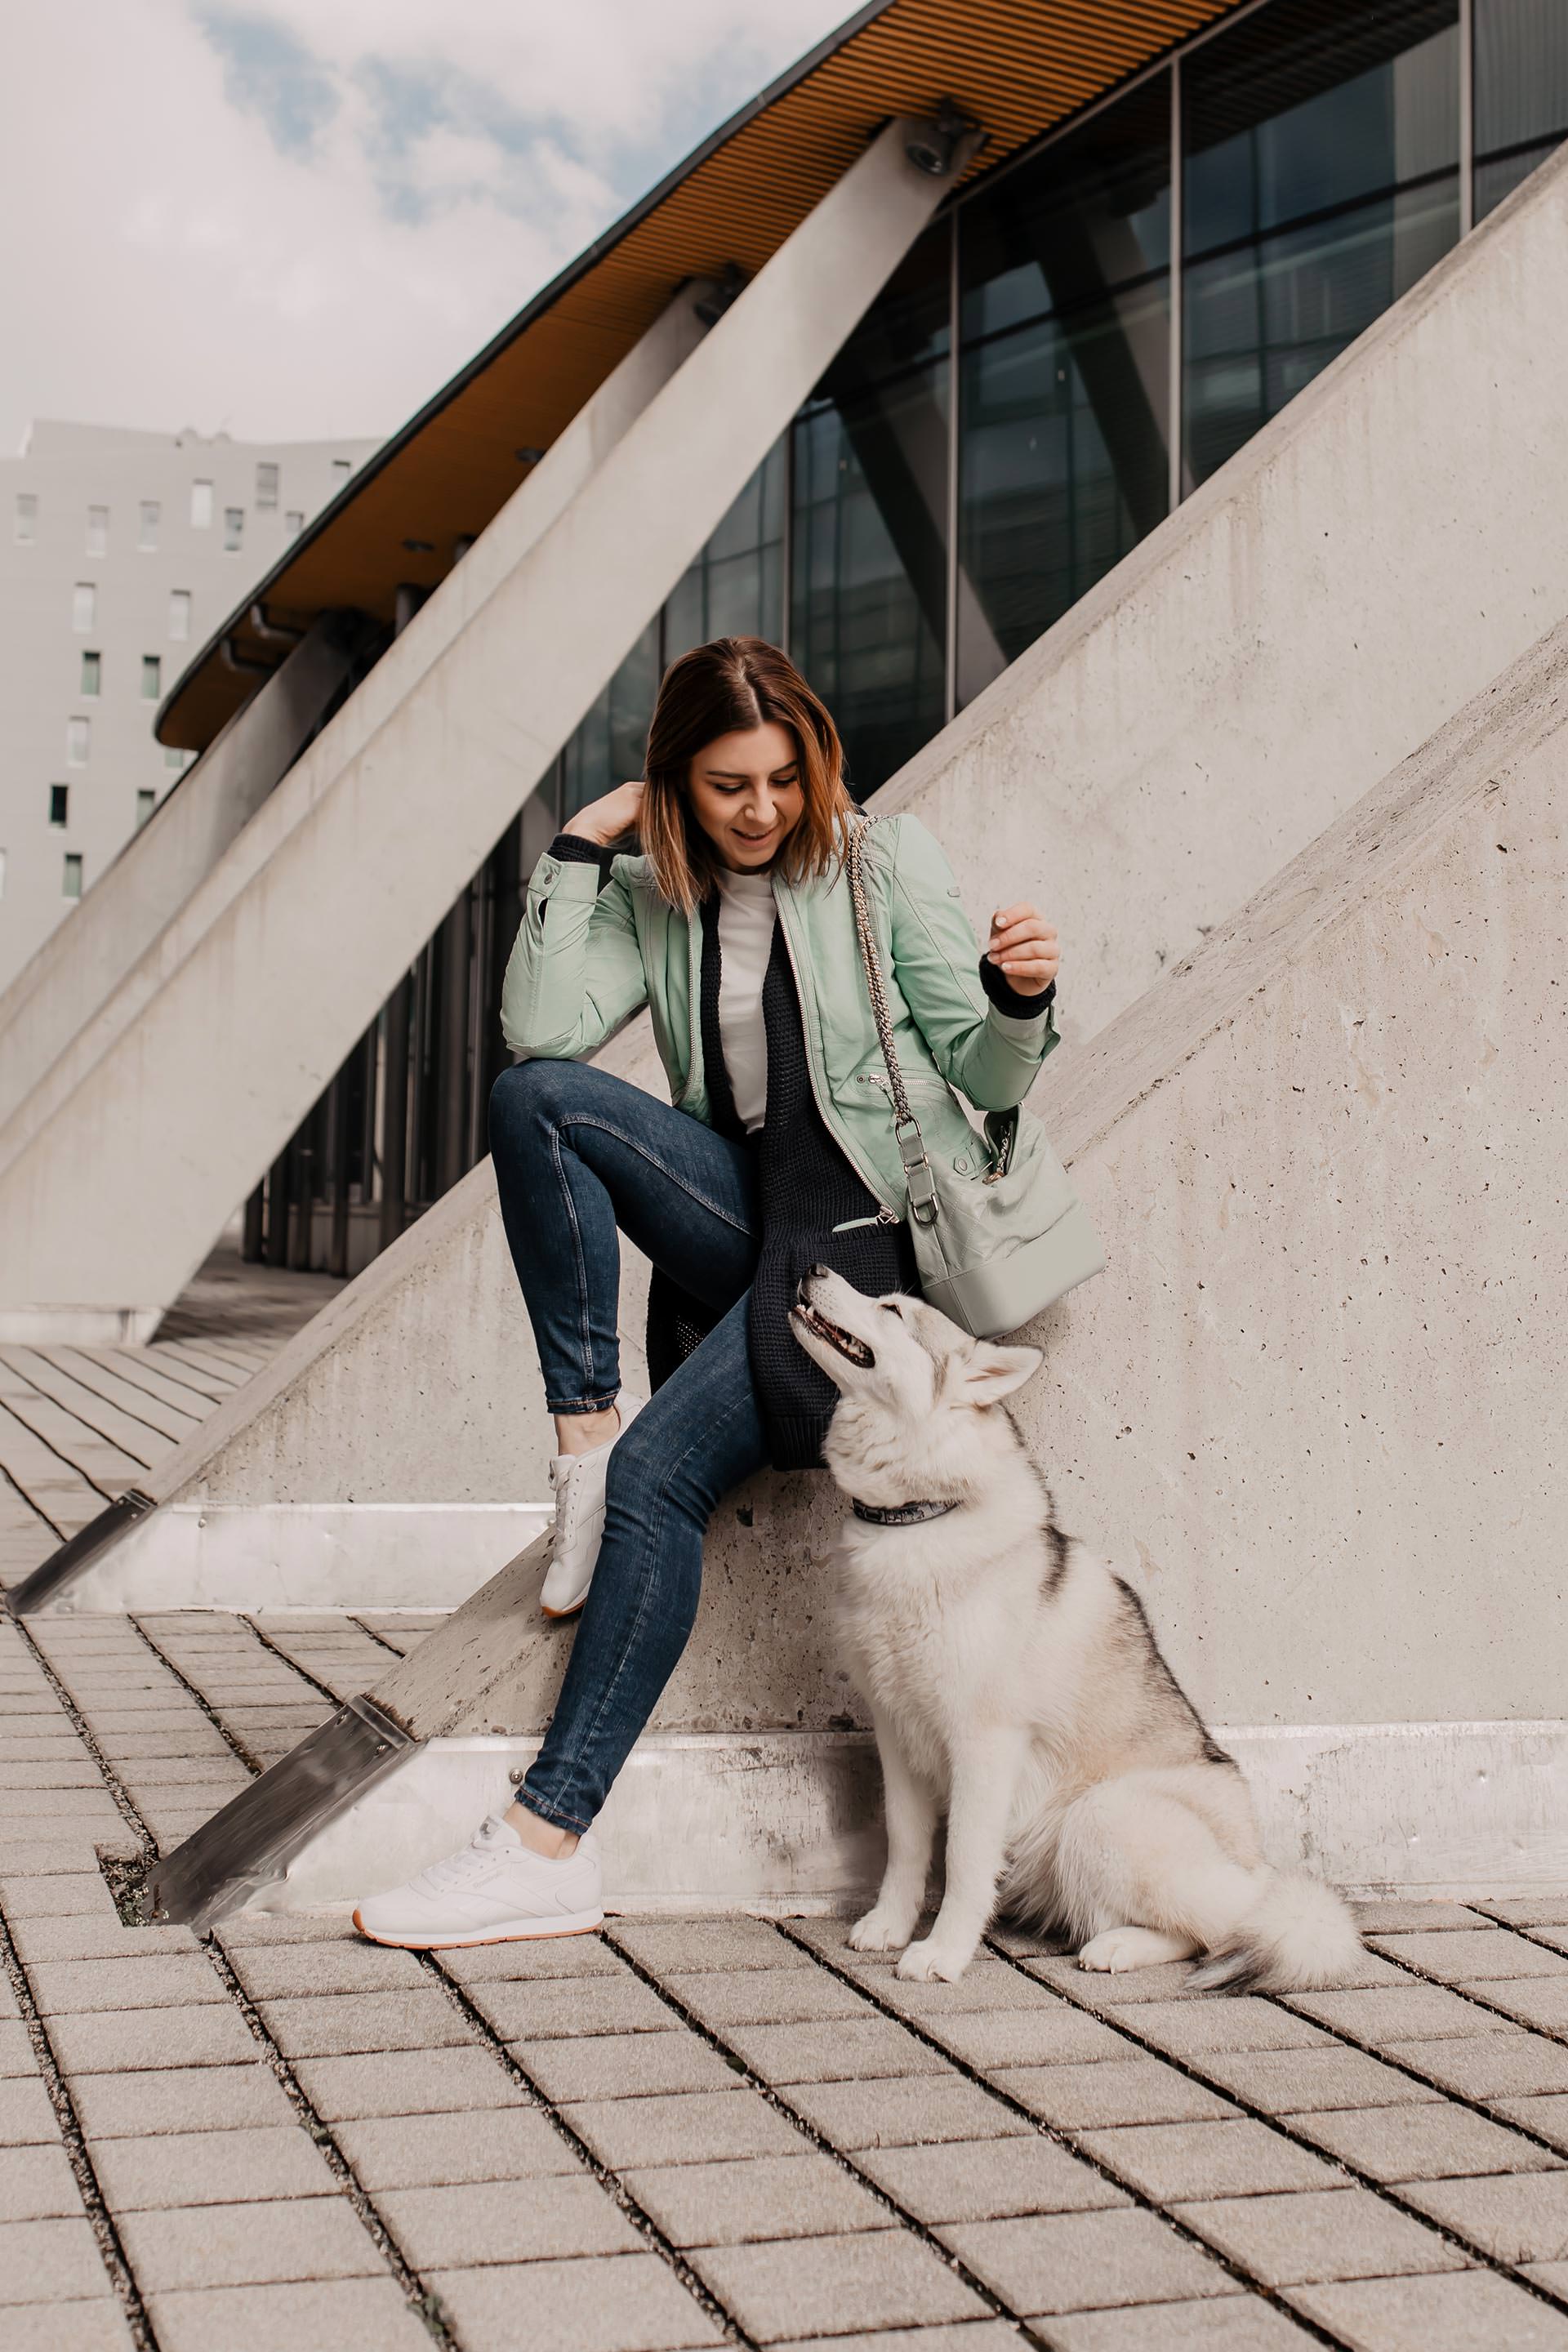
[541,1390,647,1619]
[353,1815,604,1948]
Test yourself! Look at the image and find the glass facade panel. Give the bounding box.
[559,618,662,819]
[1183,0,1459,487]
[957,79,1171,705]
[1475,0,1568,216]
[665,443,785,659]
[791,225,951,795]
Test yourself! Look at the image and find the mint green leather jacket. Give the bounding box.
[500,814,1059,1219]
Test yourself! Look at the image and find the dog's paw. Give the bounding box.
[1077,1927,1196,1974]
[896,1936,972,1983]
[848,1906,915,1953]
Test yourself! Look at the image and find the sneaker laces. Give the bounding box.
[549,1453,584,1547]
[410,1815,516,1896]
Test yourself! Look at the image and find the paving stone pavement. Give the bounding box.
[4,1588,1568,2350]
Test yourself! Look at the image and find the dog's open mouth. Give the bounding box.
[791,1302,875,1368]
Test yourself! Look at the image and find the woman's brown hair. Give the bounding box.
[639,637,855,914]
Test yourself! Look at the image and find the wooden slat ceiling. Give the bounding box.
[161,0,1240,747]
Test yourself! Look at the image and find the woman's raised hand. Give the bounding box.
[563,779,647,847]
[984,903,1060,996]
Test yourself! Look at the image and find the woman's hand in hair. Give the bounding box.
[984,904,1060,996]
[564,780,646,847]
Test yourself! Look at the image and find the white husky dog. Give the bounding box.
[790,1266,1362,1989]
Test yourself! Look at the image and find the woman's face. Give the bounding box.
[686,721,805,872]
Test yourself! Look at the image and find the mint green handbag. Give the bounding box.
[844,817,1106,1339]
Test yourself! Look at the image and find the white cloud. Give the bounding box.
[0,0,855,452]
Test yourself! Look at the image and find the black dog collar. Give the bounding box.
[851,1498,960,1527]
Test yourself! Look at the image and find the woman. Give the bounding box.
[354,637,1062,1948]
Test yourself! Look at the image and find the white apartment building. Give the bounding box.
[0,419,380,991]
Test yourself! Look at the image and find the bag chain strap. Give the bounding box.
[845,817,940,1227]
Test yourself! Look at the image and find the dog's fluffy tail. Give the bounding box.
[1187,1870,1361,1995]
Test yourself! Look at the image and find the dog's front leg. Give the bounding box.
[899,1729,1028,1981]
[849,1707,938,1953]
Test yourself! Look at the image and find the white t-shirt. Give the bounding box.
[714,866,777,1133]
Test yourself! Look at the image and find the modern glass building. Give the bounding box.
[555,0,1564,811]
[207,0,1566,1274]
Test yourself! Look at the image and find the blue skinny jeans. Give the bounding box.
[488,1058,768,1833]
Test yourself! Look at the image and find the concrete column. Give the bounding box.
[0,278,719,1318]
[0,118,976,1335]
[0,612,378,1132]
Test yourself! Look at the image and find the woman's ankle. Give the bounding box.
[552,1401,619,1459]
[504,1800,580,1859]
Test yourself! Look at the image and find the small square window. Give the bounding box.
[136,789,156,828]
[168,590,191,640]
[165,746,188,770]
[331,458,352,485]
[67,717,91,766]
[49,784,69,827]
[15,492,37,543]
[63,853,83,900]
[72,582,96,633]
[190,479,213,528]
[284,510,305,540]
[139,500,160,550]
[223,507,244,551]
[80,650,101,697]
[141,655,162,700]
[256,461,279,509]
[86,505,109,555]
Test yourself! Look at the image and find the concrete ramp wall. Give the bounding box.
[381,615,1568,1737]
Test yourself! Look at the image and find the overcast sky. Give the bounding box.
[1,0,856,455]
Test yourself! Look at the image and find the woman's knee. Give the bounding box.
[489,1057,590,1160]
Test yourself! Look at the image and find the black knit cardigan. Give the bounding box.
[546,833,1050,1469]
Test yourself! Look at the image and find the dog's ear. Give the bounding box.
[958,1342,1044,1405]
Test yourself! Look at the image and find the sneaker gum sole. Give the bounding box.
[351,1906,606,1950]
[540,1593,587,1619]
